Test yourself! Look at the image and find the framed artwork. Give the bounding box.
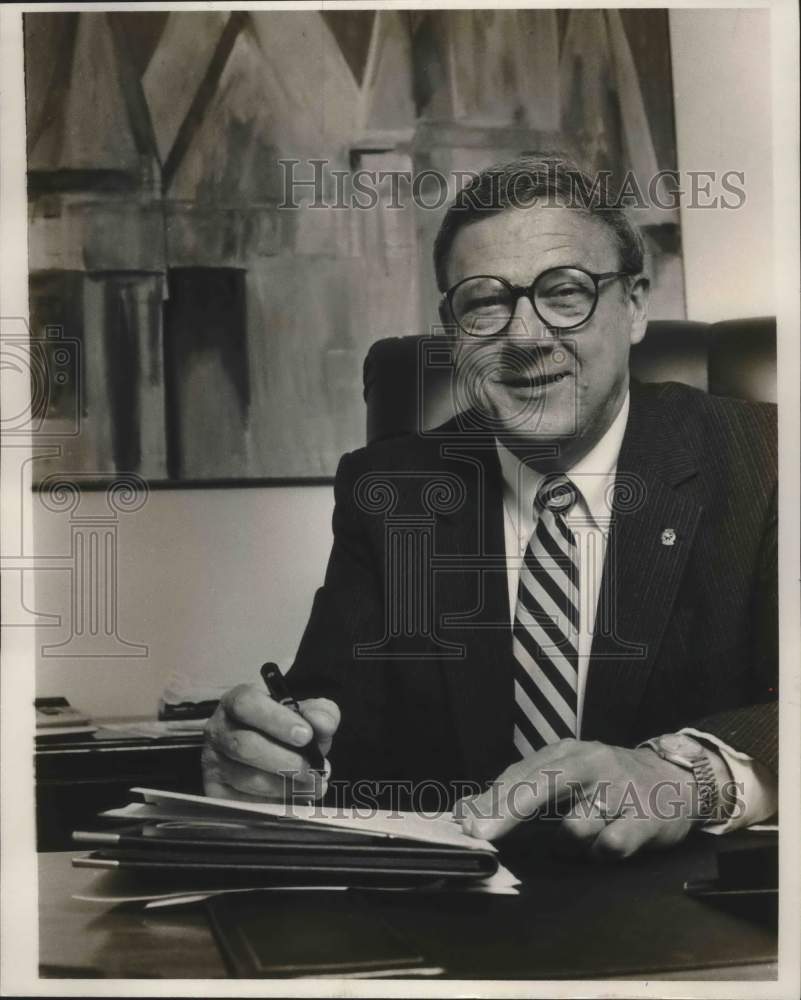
[24,8,684,484]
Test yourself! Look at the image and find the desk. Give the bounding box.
[39,829,777,981]
[36,730,204,851]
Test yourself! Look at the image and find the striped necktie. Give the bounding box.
[513,474,580,758]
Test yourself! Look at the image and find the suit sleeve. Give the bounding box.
[286,451,394,786]
[686,480,779,774]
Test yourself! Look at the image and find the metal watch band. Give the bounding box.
[643,737,721,823]
[691,751,720,822]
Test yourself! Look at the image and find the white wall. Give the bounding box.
[35,486,333,718]
[669,8,774,321]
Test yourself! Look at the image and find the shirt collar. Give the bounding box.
[496,391,630,533]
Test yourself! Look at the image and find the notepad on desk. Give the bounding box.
[72,787,507,893]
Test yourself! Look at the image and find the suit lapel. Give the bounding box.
[582,382,702,744]
[432,438,516,785]
[423,381,703,770]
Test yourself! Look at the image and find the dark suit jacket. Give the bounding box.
[289,381,778,802]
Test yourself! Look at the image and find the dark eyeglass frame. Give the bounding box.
[443,267,637,336]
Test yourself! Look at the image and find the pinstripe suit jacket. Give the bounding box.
[289,380,778,799]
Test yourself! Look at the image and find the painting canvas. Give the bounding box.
[24,8,685,483]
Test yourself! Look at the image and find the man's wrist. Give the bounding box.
[643,733,733,824]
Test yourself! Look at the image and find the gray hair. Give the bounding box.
[433,152,645,293]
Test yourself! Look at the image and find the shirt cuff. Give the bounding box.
[679,727,778,834]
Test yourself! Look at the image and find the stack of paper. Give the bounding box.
[71,788,520,904]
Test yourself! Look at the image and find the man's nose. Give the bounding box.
[508,295,555,340]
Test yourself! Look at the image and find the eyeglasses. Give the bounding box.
[444,267,636,337]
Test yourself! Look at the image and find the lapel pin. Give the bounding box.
[661,528,676,547]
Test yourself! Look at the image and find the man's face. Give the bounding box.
[445,206,649,464]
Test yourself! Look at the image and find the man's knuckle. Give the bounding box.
[315,698,341,724]
[212,727,248,764]
[230,729,263,763]
[228,686,254,722]
[200,744,219,772]
[204,714,227,747]
[599,827,629,856]
[206,718,235,755]
[220,684,240,708]
[230,769,272,798]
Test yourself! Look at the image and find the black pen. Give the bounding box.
[260,662,326,773]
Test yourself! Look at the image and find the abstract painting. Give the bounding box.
[24,8,684,482]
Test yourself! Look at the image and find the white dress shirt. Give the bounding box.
[495,391,777,833]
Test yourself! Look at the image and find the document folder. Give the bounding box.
[72,787,498,888]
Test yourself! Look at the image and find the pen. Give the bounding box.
[260,662,326,773]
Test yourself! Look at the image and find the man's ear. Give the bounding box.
[627,275,650,346]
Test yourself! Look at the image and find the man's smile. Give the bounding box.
[492,370,571,392]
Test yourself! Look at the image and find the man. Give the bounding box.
[203,154,778,859]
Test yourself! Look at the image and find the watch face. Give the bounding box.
[657,733,703,764]
[659,734,689,755]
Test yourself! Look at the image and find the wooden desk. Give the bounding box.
[36,732,204,851]
[38,852,228,979]
[39,829,777,981]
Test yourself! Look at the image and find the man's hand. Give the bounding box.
[455,739,711,860]
[202,683,340,802]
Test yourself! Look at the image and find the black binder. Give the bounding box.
[72,818,498,886]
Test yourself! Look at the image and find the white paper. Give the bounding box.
[130,787,497,852]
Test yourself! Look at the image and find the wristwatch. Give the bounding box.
[644,733,720,822]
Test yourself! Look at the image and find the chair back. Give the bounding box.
[363,318,777,443]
